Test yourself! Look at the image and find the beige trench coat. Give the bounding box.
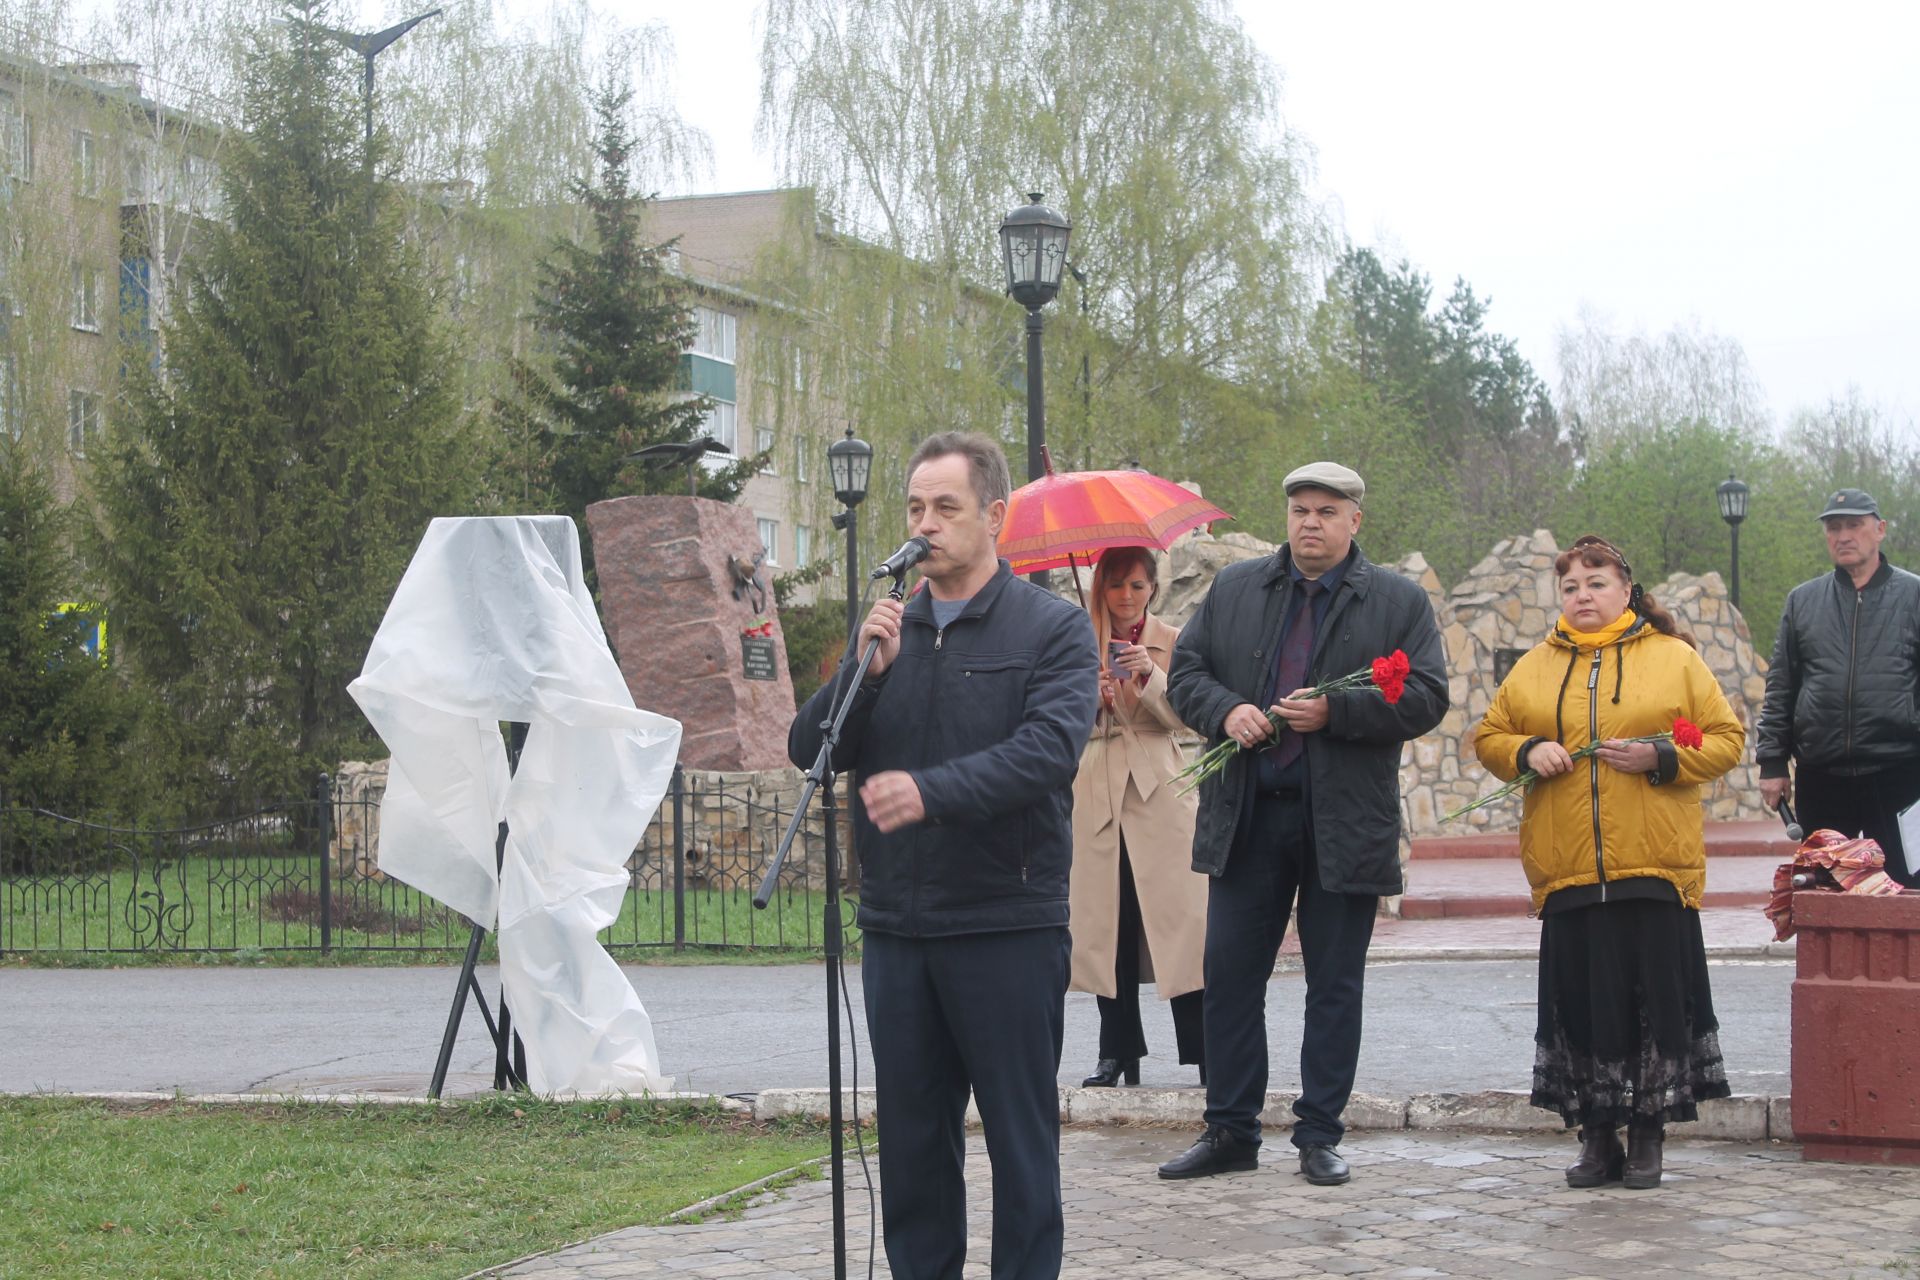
[1069,612,1209,1000]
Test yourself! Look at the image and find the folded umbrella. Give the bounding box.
[1764,828,1908,941]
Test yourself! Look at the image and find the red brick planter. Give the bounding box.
[1790,891,1920,1164]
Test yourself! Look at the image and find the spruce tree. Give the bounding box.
[0,453,130,819]
[90,7,477,806]
[498,84,760,532]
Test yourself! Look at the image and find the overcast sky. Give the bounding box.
[409,1,1920,428]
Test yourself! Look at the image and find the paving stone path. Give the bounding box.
[474,1127,1920,1279]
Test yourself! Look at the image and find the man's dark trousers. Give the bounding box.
[862,926,1070,1280]
[1201,790,1377,1148]
[1796,759,1920,888]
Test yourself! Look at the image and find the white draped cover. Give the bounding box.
[348,516,682,1094]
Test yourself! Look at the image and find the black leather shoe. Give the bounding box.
[1156,1125,1259,1179]
[1298,1144,1351,1186]
[1081,1057,1141,1088]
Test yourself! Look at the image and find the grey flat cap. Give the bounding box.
[1283,461,1365,505]
[1818,488,1879,520]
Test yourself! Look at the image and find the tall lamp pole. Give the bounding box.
[1717,472,1750,611]
[828,427,874,640]
[303,7,443,173]
[999,192,1071,587]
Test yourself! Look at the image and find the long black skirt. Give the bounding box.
[1531,897,1731,1128]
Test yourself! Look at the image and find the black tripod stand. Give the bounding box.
[754,574,904,1280]
[428,720,530,1099]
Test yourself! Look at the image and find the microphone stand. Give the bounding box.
[754,570,907,1280]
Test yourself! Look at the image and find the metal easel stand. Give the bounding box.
[428,720,530,1099]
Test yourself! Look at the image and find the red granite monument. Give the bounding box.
[586,495,797,771]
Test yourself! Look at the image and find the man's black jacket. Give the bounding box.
[1757,555,1920,777]
[788,561,1099,937]
[1168,543,1449,894]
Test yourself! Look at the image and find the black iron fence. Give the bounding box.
[0,767,858,955]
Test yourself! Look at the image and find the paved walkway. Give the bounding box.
[473,1127,1920,1279]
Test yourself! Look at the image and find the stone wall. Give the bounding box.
[1089,527,1770,846]
[329,761,853,891]
[330,760,388,879]
[1415,531,1768,835]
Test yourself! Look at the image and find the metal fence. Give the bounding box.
[0,767,857,954]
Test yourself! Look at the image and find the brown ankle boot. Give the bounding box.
[1623,1119,1664,1189]
[1565,1125,1624,1188]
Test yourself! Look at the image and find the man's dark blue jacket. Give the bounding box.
[788,561,1099,937]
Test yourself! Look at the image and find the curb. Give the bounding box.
[754,1087,1794,1143]
[22,1086,1796,1143]
[15,1088,754,1112]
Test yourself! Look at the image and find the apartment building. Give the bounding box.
[647,188,840,600]
[0,54,224,502]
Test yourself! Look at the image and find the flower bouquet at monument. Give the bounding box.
[1173,650,1411,795]
[1442,717,1706,821]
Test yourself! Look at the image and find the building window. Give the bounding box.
[691,306,736,362]
[73,129,97,197]
[1,357,20,441]
[795,524,813,568]
[0,92,30,182]
[0,237,18,316]
[757,517,780,566]
[755,424,776,470]
[794,434,810,483]
[68,389,100,456]
[71,265,101,332]
[698,399,737,452]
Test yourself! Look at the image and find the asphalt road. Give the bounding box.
[1,958,1792,1100]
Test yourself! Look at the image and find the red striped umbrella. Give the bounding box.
[998,453,1231,575]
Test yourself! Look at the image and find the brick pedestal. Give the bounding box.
[1790,891,1920,1164]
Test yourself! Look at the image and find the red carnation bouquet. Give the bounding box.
[1173,650,1413,795]
[1443,717,1706,821]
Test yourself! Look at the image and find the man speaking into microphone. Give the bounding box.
[789,431,1098,1280]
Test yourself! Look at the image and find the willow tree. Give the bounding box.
[755,0,1326,536]
[90,9,478,804]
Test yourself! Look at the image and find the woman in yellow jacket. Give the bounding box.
[1474,535,1744,1191]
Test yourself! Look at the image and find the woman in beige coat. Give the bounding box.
[1070,546,1209,1086]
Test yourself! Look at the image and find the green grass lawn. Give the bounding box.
[0,1095,831,1280]
[2,855,859,956]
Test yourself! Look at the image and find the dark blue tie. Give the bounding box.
[1270,579,1322,772]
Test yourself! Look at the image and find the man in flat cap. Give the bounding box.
[1758,488,1920,887]
[1160,462,1448,1184]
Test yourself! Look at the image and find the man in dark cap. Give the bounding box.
[1159,461,1449,1185]
[1758,488,1920,887]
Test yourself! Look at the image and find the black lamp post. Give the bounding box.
[828,426,874,640]
[305,8,444,161]
[1717,471,1750,610]
[999,193,1071,585]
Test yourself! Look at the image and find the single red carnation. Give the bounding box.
[1672,717,1704,749]
[1378,672,1407,704]
[1389,649,1411,678]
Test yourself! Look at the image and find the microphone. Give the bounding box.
[869,536,932,580]
[1776,797,1804,843]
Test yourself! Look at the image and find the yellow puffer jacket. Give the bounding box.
[1473,617,1745,913]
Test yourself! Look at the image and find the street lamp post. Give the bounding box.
[828,426,874,641]
[1717,472,1750,611]
[999,193,1071,586]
